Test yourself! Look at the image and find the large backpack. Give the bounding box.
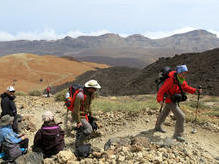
[2,141,22,161]
[65,84,85,112]
[155,66,172,92]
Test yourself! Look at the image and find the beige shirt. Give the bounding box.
[73,92,93,123]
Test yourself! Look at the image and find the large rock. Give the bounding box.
[57,149,77,163]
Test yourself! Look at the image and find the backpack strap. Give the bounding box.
[174,73,186,96]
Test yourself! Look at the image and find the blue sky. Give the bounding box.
[0,0,219,40]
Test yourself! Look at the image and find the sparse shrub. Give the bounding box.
[55,89,67,101]
[15,91,27,96]
[28,90,42,96]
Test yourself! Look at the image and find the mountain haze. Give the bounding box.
[0,30,219,68]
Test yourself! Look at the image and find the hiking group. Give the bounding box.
[0,64,202,161]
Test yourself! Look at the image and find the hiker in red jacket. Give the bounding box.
[46,86,51,97]
[155,65,202,142]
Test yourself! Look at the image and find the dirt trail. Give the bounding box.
[91,115,219,159]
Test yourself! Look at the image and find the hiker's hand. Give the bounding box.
[19,134,25,137]
[21,136,27,140]
[77,122,83,128]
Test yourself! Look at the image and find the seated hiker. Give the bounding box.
[33,111,65,158]
[0,115,28,161]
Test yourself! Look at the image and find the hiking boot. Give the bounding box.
[174,136,185,142]
[154,127,166,133]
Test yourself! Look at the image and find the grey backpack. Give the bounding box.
[2,141,22,160]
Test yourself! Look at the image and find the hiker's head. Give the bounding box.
[0,115,14,126]
[6,86,15,96]
[176,65,188,78]
[42,111,54,122]
[84,80,101,93]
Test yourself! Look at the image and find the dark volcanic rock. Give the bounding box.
[53,48,219,96]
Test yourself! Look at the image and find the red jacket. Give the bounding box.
[157,71,196,103]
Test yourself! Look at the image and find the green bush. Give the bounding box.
[28,90,42,96]
[55,89,67,101]
[15,91,27,96]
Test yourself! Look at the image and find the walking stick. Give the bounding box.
[191,85,202,134]
[159,97,166,113]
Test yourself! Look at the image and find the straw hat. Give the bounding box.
[84,80,101,89]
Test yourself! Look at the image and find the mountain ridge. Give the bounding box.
[0,30,219,68]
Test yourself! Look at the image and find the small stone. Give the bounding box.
[118,155,125,162]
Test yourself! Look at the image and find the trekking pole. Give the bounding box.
[191,85,202,134]
[159,97,166,113]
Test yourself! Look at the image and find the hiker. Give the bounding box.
[1,86,19,133]
[72,80,101,150]
[33,111,65,158]
[154,65,202,142]
[46,86,51,97]
[0,115,28,161]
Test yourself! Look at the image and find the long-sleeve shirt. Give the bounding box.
[157,71,196,103]
[73,92,93,123]
[1,93,17,117]
[0,125,22,144]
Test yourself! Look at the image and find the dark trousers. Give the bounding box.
[18,138,29,149]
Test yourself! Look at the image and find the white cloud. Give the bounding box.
[0,27,218,41]
[143,27,199,39]
[0,29,112,41]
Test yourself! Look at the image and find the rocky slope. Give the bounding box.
[54,48,219,96]
[0,95,217,163]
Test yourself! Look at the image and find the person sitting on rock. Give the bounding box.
[155,65,202,142]
[1,86,19,133]
[0,115,29,161]
[33,111,65,158]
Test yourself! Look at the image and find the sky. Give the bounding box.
[0,0,219,41]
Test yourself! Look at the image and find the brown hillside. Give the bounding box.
[0,53,108,93]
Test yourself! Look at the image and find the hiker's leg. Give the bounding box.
[18,138,29,149]
[75,119,92,148]
[155,103,171,129]
[81,119,93,135]
[170,103,185,137]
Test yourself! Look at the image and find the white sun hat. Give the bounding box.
[7,86,15,92]
[42,111,54,122]
[84,80,101,89]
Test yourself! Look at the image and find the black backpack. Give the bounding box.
[75,144,92,158]
[155,66,172,91]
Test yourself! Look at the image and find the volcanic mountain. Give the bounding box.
[0,53,108,93]
[0,30,219,68]
[53,48,219,96]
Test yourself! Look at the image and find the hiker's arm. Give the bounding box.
[74,96,81,123]
[5,131,22,143]
[9,101,17,116]
[182,81,196,94]
[157,78,172,102]
[88,104,92,116]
